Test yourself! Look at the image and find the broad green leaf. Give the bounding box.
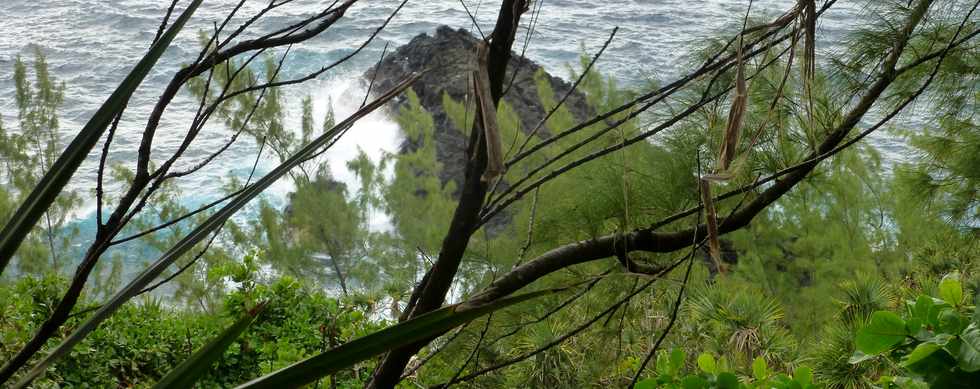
[697,353,717,374]
[13,66,421,389]
[716,372,740,389]
[913,295,949,327]
[753,356,768,381]
[937,308,962,334]
[681,375,708,389]
[920,333,954,346]
[855,311,908,355]
[901,342,940,367]
[634,378,658,389]
[907,318,923,336]
[939,272,963,306]
[235,289,557,388]
[959,323,980,372]
[153,303,266,389]
[669,348,686,376]
[794,366,813,386]
[768,373,800,389]
[911,295,933,321]
[0,1,204,276]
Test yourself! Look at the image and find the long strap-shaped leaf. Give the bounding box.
[0,0,203,276]
[473,41,504,183]
[153,303,267,389]
[12,74,420,388]
[236,289,558,389]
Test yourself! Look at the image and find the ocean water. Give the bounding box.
[0,1,889,271]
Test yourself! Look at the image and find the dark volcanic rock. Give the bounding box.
[365,26,593,191]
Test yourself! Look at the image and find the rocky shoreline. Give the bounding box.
[364,26,593,191]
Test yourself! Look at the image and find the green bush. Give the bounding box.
[634,348,818,389]
[0,275,385,388]
[850,273,980,388]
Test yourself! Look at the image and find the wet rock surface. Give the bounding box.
[365,25,593,192]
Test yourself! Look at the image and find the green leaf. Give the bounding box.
[901,342,941,367]
[973,290,980,325]
[716,372,740,389]
[753,356,768,381]
[153,303,266,389]
[13,70,421,388]
[681,375,708,389]
[937,308,962,334]
[0,1,204,277]
[907,318,923,336]
[911,295,933,321]
[697,353,717,375]
[921,333,955,346]
[634,378,658,389]
[855,311,908,355]
[235,289,557,388]
[669,348,686,376]
[717,356,731,373]
[793,366,813,386]
[939,272,963,306]
[959,323,980,372]
[657,351,671,376]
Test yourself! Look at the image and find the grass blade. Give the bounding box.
[0,0,203,275]
[12,74,420,388]
[153,303,267,389]
[236,289,558,389]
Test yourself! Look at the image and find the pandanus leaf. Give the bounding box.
[0,0,203,276]
[153,303,268,389]
[236,289,559,389]
[12,73,421,388]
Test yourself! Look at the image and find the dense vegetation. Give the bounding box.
[1,0,978,387]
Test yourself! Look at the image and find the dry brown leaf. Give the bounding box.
[802,0,817,82]
[473,41,505,182]
[717,40,748,175]
[700,178,723,273]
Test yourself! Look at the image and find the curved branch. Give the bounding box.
[469,0,935,307]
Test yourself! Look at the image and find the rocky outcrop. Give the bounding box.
[365,26,593,191]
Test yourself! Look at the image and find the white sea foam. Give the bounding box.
[1,0,902,274]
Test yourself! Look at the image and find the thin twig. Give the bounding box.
[630,151,705,386]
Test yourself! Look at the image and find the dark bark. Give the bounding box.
[367,2,529,388]
[0,2,377,383]
[467,0,933,308]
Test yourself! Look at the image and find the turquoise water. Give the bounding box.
[0,0,872,200]
[0,0,881,274]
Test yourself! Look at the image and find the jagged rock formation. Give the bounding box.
[366,26,745,267]
[365,26,593,191]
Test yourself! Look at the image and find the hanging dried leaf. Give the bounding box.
[473,41,505,182]
[700,179,723,273]
[801,0,817,82]
[717,40,748,175]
